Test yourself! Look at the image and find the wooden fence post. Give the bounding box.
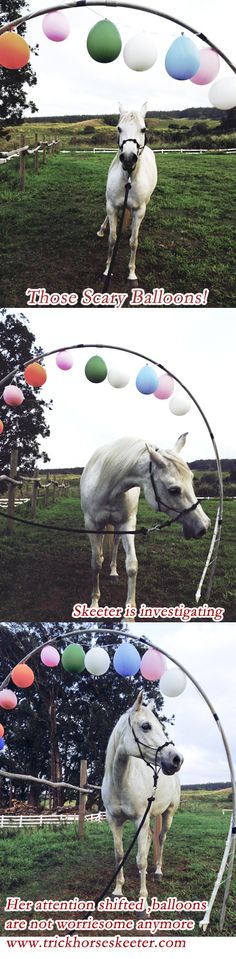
[34,133,39,174]
[78,760,87,840]
[7,448,18,534]
[31,469,38,519]
[19,134,25,191]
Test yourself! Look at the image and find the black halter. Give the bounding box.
[128,714,174,788]
[118,129,147,158]
[149,457,200,528]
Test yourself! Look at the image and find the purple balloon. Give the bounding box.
[42,13,70,43]
[154,374,174,400]
[40,645,60,667]
[191,47,220,85]
[56,351,73,370]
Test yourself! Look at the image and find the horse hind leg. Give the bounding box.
[103,209,118,275]
[110,532,120,579]
[154,806,174,879]
[88,532,104,608]
[109,820,125,896]
[136,817,151,904]
[128,205,146,282]
[97,215,109,238]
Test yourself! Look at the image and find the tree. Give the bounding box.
[0,310,52,473]
[0,1,38,131]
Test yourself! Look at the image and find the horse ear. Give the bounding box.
[145,443,166,468]
[132,691,143,712]
[140,102,148,118]
[118,102,124,117]
[173,433,188,454]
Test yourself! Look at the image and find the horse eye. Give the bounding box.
[117,126,121,133]
[141,722,152,732]
[141,128,146,134]
[169,486,181,496]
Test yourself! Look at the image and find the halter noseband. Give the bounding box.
[128,713,174,787]
[149,456,200,527]
[118,129,147,159]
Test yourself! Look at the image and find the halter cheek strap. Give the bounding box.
[118,130,147,157]
[149,458,200,527]
[128,714,174,788]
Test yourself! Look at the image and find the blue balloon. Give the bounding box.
[0,737,5,751]
[113,643,141,677]
[136,365,158,395]
[165,35,200,80]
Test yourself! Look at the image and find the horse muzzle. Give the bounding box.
[161,751,184,776]
[120,151,138,172]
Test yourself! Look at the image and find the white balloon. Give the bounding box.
[169,394,191,415]
[84,647,110,676]
[123,33,157,72]
[159,667,187,697]
[108,367,130,388]
[209,77,236,110]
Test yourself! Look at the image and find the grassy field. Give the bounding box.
[0,493,235,621]
[1,150,235,306]
[0,793,235,938]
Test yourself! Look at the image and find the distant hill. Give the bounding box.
[25,108,225,123]
[38,460,236,475]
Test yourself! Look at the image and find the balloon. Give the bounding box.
[209,77,236,110]
[0,32,30,69]
[24,363,47,387]
[87,20,122,64]
[85,355,107,383]
[123,33,157,72]
[56,351,73,370]
[62,643,85,674]
[169,394,191,415]
[0,737,5,751]
[42,12,70,42]
[113,643,141,677]
[40,645,60,668]
[191,47,220,85]
[0,420,4,435]
[159,667,187,697]
[85,646,110,676]
[11,664,35,688]
[140,649,166,681]
[108,367,130,389]
[0,690,17,710]
[3,385,24,406]
[165,35,200,80]
[0,724,5,737]
[136,365,158,395]
[154,374,174,400]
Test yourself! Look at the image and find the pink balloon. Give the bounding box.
[0,689,17,709]
[3,385,24,406]
[40,645,60,667]
[56,351,73,370]
[42,13,70,43]
[140,649,167,681]
[154,374,174,400]
[191,47,220,85]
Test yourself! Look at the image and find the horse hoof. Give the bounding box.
[127,278,138,289]
[109,574,119,582]
[97,230,104,238]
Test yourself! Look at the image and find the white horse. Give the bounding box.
[102,691,183,900]
[97,103,157,281]
[80,433,210,609]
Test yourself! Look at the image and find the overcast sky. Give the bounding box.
[7,308,235,467]
[14,0,236,115]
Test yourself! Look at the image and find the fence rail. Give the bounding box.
[0,137,60,190]
[0,451,75,531]
[0,811,106,829]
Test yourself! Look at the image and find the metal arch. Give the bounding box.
[0,340,223,605]
[0,1,236,74]
[0,623,235,930]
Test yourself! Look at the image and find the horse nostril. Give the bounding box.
[131,152,137,165]
[197,528,206,538]
[173,753,182,767]
[120,153,124,164]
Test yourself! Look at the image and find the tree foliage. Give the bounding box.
[0,310,52,473]
[0,1,38,130]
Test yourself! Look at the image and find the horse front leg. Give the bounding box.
[154,805,175,880]
[103,207,118,276]
[128,205,146,281]
[121,524,138,616]
[108,819,125,896]
[110,532,120,579]
[87,531,104,609]
[97,215,109,238]
[136,816,151,904]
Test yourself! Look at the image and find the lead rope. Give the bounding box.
[102,178,132,294]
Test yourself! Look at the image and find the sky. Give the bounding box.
[8,0,236,115]
[7,307,236,468]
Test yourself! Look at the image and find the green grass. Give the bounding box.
[0,495,235,621]
[0,805,235,938]
[1,152,235,305]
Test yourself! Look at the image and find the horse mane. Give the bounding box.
[86,437,191,489]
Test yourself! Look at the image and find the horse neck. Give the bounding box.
[104,440,150,497]
[105,713,132,792]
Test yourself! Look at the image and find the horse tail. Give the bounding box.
[103,524,115,560]
[122,209,131,233]
[153,814,162,865]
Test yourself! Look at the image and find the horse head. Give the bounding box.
[117,102,147,173]
[145,433,210,540]
[127,691,183,776]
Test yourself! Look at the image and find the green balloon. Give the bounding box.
[62,644,85,674]
[85,355,107,383]
[87,19,122,64]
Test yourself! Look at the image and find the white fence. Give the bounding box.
[0,811,106,829]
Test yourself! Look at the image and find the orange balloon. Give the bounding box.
[0,724,4,737]
[0,420,4,435]
[11,663,35,688]
[0,32,30,70]
[24,363,47,387]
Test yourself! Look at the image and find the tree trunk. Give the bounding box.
[48,686,63,809]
